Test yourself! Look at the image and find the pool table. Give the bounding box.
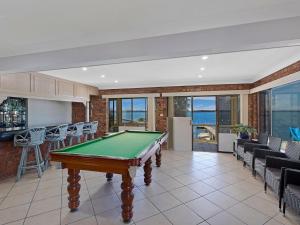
[50,130,168,223]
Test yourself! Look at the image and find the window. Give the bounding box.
[121,98,147,125]
[122,99,132,124]
[108,99,118,132]
[173,96,192,117]
[259,90,271,135]
[271,81,300,140]
[108,98,148,131]
[217,95,240,133]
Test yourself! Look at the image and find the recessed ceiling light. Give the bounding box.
[198,74,203,78]
[100,74,105,78]
[200,67,205,71]
[202,55,208,60]
[82,67,87,71]
[114,80,119,83]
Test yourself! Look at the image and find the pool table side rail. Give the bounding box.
[51,131,167,160]
[50,132,168,172]
[135,131,168,159]
[51,130,164,156]
[103,130,163,138]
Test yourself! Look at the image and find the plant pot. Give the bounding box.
[240,132,249,140]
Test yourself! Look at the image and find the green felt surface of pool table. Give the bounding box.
[53,131,163,159]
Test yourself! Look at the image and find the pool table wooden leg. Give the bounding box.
[106,173,113,181]
[121,171,134,223]
[144,157,152,186]
[67,168,81,212]
[155,149,162,167]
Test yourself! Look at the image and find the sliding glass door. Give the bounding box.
[192,97,217,146]
[217,95,240,133]
[259,90,271,135]
[173,95,240,151]
[271,81,300,140]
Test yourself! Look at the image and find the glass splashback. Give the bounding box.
[0,97,27,131]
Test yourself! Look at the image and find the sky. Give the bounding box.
[122,98,146,111]
[192,97,216,111]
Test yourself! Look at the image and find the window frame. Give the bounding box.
[121,97,148,126]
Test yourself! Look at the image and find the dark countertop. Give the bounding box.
[0,128,26,142]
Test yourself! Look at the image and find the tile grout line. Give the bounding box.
[81,157,260,225]
[22,172,42,225]
[1,151,297,225]
[0,179,16,210]
[83,171,103,225]
[21,168,63,224]
[157,157,268,225]
[220,159,281,225]
[59,166,64,225]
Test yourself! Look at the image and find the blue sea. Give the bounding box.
[192,112,216,125]
[122,111,146,123]
[122,111,216,124]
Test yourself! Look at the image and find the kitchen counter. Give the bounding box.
[0,129,26,141]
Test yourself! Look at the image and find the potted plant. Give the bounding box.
[231,124,257,140]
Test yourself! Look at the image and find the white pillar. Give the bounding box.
[168,96,174,117]
[85,101,90,122]
[240,94,248,125]
[147,97,156,131]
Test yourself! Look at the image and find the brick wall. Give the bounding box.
[250,60,300,131]
[248,93,258,131]
[253,60,300,88]
[99,83,251,95]
[90,95,107,137]
[0,141,49,179]
[72,102,85,123]
[155,97,168,132]
[0,141,20,179]
[155,97,168,149]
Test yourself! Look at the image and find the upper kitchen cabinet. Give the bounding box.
[57,79,74,98]
[0,73,31,94]
[0,72,98,102]
[31,72,56,97]
[74,83,89,99]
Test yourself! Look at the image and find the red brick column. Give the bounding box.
[155,97,168,132]
[248,93,258,131]
[155,97,168,149]
[72,102,85,123]
[90,96,107,137]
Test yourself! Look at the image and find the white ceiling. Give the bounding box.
[42,46,300,89]
[1,0,300,58]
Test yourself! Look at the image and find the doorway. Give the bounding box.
[172,95,240,152]
[192,96,217,152]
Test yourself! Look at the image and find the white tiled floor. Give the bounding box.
[0,150,300,225]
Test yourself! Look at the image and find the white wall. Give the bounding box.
[27,99,72,127]
[240,94,249,125]
[147,97,156,131]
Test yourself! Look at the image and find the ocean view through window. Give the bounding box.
[271,80,300,140]
[108,98,147,132]
[122,98,147,125]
